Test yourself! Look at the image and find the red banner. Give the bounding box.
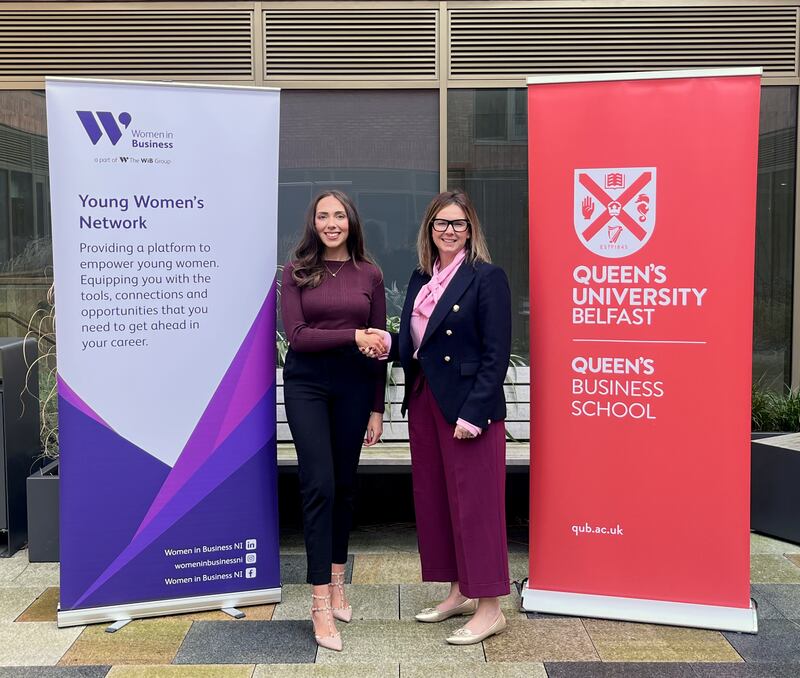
[525,70,761,632]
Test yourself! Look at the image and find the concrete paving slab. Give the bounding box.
[751,585,787,620]
[0,668,109,677]
[583,619,741,662]
[351,554,420,585]
[750,534,800,556]
[0,622,83,666]
[106,665,254,677]
[402,663,546,677]
[0,552,31,584]
[484,618,598,662]
[754,584,800,620]
[751,556,800,584]
[315,619,484,664]
[175,604,275,621]
[15,586,59,622]
[0,586,46,622]
[58,619,191,666]
[690,663,800,677]
[253,664,398,677]
[544,662,696,677]
[508,553,528,582]
[11,562,60,588]
[173,620,317,664]
[723,619,800,662]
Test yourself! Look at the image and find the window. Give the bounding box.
[279,90,439,317]
[448,88,529,357]
[449,85,799,385]
[754,86,797,390]
[0,91,52,340]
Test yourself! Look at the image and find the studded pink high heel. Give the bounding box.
[311,592,342,651]
[329,570,353,623]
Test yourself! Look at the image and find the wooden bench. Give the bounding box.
[276,366,531,472]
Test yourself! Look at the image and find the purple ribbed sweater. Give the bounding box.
[280,259,387,412]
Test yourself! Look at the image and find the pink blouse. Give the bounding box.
[379,249,481,436]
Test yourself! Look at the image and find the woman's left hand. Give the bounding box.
[453,424,476,439]
[364,411,383,447]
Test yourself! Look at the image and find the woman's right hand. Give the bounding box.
[356,329,387,358]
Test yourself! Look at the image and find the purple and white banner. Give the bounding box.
[46,78,281,626]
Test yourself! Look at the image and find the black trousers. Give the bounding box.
[283,346,376,585]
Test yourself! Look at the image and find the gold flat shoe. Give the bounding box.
[446,612,506,645]
[414,597,477,623]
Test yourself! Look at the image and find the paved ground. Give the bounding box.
[0,525,799,677]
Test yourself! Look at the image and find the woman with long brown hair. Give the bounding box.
[365,190,512,644]
[280,190,387,651]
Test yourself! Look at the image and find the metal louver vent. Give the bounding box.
[0,11,254,81]
[264,9,438,79]
[759,128,797,170]
[0,125,33,170]
[32,137,49,174]
[449,7,798,78]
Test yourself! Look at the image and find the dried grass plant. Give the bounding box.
[23,283,58,460]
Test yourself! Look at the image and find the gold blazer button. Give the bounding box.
[446,329,453,336]
[444,356,451,362]
[452,304,460,312]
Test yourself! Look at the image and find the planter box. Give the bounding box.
[751,433,800,545]
[26,460,59,563]
[0,337,41,557]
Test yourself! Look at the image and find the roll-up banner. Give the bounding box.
[46,78,281,627]
[525,68,761,633]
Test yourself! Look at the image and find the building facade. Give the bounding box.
[1,1,797,388]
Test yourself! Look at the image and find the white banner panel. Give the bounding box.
[47,78,281,623]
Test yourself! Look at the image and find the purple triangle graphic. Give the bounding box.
[75,388,275,608]
[59,396,170,610]
[58,376,110,429]
[133,285,275,540]
[72,285,277,609]
[71,441,279,609]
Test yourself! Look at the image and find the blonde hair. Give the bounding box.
[416,191,492,275]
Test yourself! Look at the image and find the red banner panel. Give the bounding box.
[524,70,761,632]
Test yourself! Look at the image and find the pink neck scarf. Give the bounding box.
[410,248,467,353]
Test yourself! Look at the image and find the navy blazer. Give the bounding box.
[389,260,512,427]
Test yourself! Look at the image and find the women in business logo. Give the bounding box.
[574,167,656,258]
[76,111,132,145]
[76,111,175,150]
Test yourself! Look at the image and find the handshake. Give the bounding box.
[355,328,391,360]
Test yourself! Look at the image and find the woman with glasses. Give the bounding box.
[281,190,387,652]
[364,190,512,644]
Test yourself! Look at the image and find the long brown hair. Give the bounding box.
[291,190,375,288]
[416,191,492,275]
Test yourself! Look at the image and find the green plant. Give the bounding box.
[381,315,402,424]
[275,330,289,367]
[752,381,800,432]
[23,283,58,460]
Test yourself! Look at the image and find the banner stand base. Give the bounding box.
[57,587,282,628]
[522,583,758,634]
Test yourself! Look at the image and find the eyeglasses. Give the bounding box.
[430,219,470,233]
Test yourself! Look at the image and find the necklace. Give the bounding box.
[324,258,349,277]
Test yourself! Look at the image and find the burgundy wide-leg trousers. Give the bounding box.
[408,376,510,599]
